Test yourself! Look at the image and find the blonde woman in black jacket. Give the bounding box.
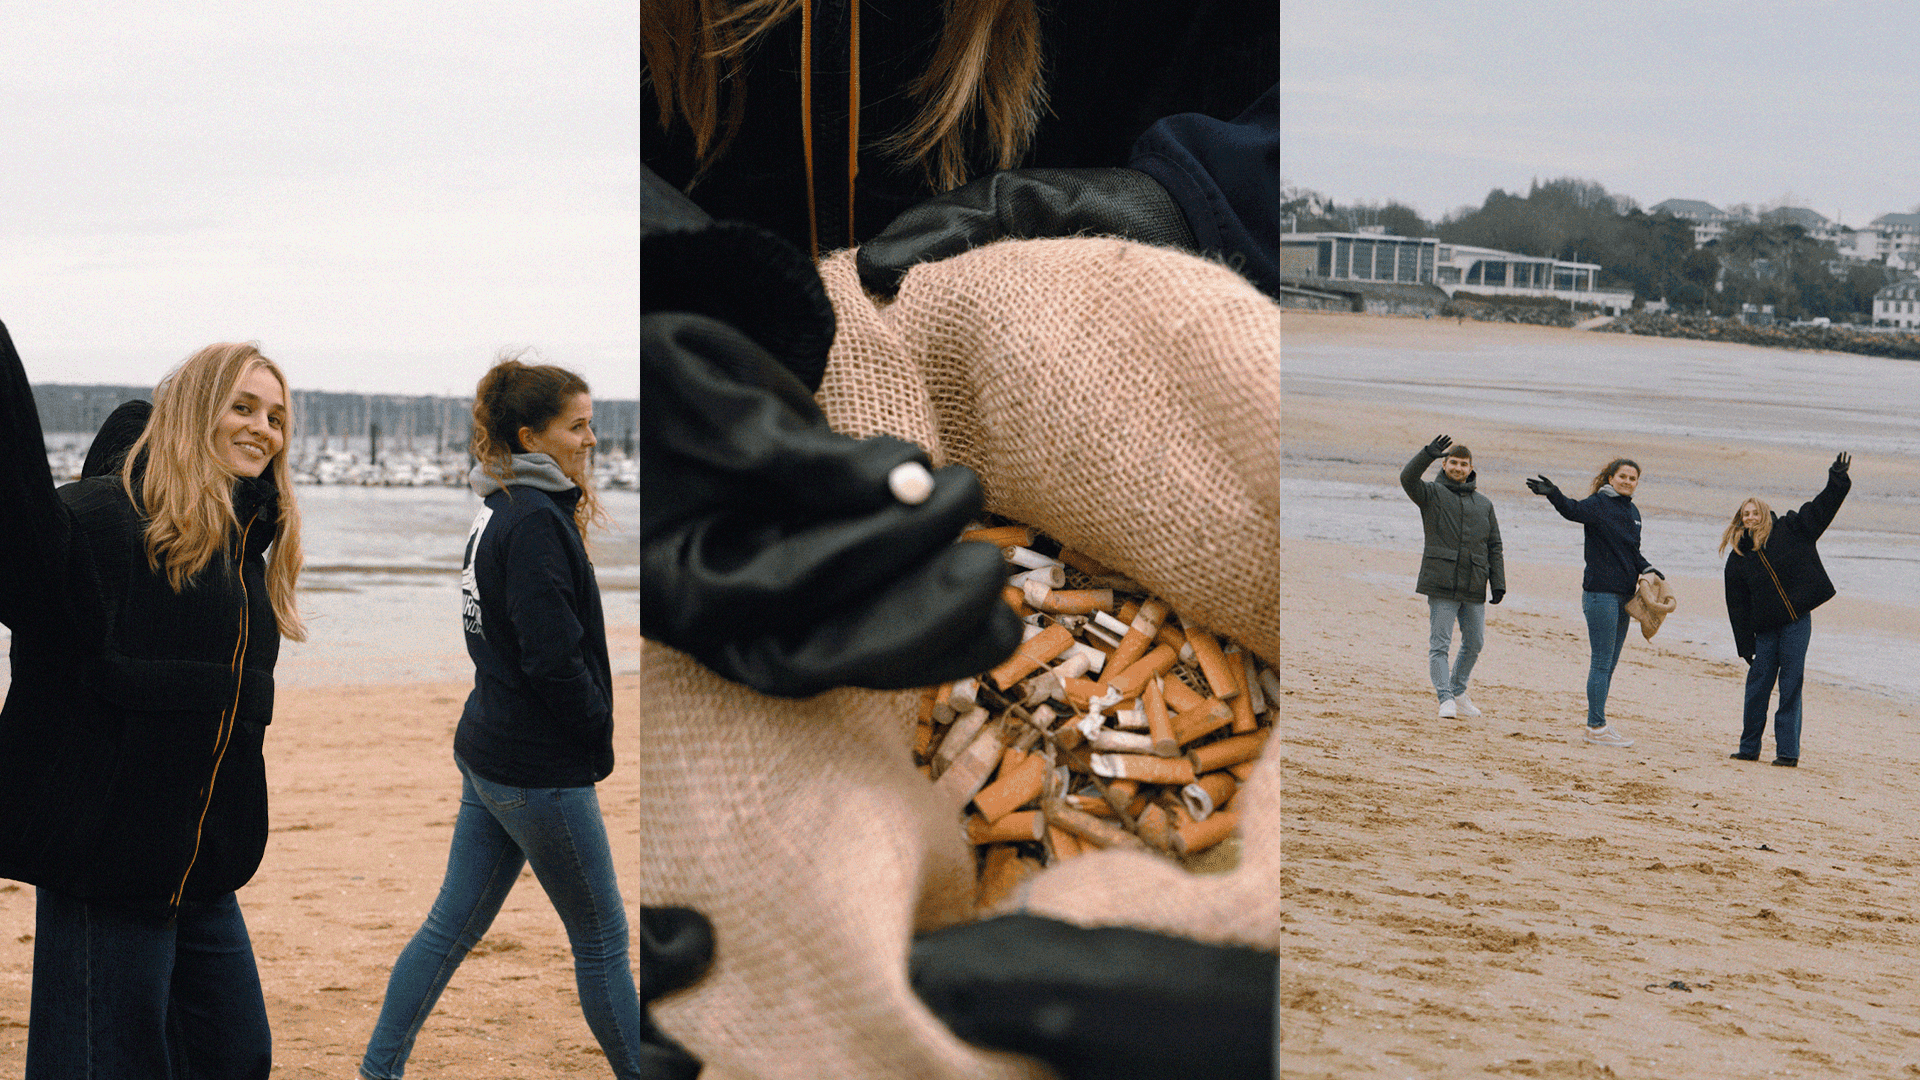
[1722,452,1851,767]
[0,321,304,1079]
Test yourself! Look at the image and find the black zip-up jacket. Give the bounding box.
[1400,448,1504,602]
[0,321,280,913]
[1724,467,1850,659]
[1545,486,1653,597]
[453,462,614,788]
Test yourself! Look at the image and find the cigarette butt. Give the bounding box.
[1061,676,1105,711]
[1179,772,1240,821]
[1087,728,1156,754]
[987,623,1075,690]
[1002,585,1035,617]
[1106,643,1179,699]
[1228,760,1260,782]
[935,722,1009,805]
[916,762,933,779]
[1172,809,1240,856]
[1111,702,1148,731]
[1091,610,1131,638]
[1189,729,1270,774]
[1258,665,1281,704]
[1239,649,1268,714]
[913,718,934,760]
[1161,677,1207,714]
[1056,547,1114,577]
[932,706,991,776]
[1154,620,1188,653]
[973,751,1049,824]
[1062,642,1108,676]
[1022,671,1062,707]
[1030,588,1115,616]
[1046,824,1083,862]
[1043,800,1151,852]
[976,845,1043,909]
[1144,678,1179,757]
[961,525,1035,548]
[1064,793,1118,817]
[1225,652,1258,735]
[1103,597,1171,676]
[919,685,943,724]
[1053,651,1093,680]
[1170,697,1235,746]
[967,809,1048,844]
[1135,802,1175,852]
[1185,627,1239,700]
[1106,779,1140,802]
[1008,565,1067,591]
[1090,753,1196,786]
[1006,545,1065,571]
[947,677,980,713]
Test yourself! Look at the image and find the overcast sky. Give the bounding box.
[1282,2,1920,229]
[1,4,637,398]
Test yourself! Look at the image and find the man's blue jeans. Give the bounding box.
[1581,590,1631,728]
[1427,597,1485,702]
[360,755,643,1079]
[1742,614,1812,760]
[28,889,271,1080]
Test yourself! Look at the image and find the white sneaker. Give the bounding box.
[1585,724,1633,747]
[1437,698,1457,718]
[1453,694,1482,717]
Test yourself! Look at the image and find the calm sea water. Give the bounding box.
[0,486,639,690]
[1284,325,1920,700]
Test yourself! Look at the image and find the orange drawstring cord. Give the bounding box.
[800,0,819,258]
[847,0,860,250]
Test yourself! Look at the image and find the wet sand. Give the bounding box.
[1281,312,1920,1077]
[0,627,640,1078]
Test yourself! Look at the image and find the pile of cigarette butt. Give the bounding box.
[915,523,1277,909]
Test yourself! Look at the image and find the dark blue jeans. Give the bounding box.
[1742,614,1812,759]
[1581,590,1631,728]
[27,889,270,1080]
[360,755,643,1079]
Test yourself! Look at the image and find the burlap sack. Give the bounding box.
[642,238,1279,1080]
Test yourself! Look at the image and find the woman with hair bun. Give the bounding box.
[1526,457,1661,749]
[0,321,303,1078]
[360,353,642,1080]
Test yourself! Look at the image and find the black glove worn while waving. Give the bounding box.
[1425,434,1452,458]
[1525,475,1559,496]
[1833,451,1851,473]
[855,167,1196,297]
[642,312,1024,698]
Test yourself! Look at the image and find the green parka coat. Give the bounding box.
[1401,447,1506,602]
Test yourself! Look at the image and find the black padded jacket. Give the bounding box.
[1724,466,1850,659]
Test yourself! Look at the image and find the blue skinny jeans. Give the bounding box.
[28,889,271,1080]
[1581,590,1631,728]
[359,755,643,1079]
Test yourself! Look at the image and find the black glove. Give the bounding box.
[910,914,1276,1080]
[1424,434,1452,458]
[856,168,1197,297]
[642,312,1024,698]
[1524,475,1559,496]
[641,907,715,1080]
[1833,451,1851,473]
[1489,589,1504,605]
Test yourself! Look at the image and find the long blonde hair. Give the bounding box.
[643,0,1046,192]
[120,343,306,642]
[470,351,611,541]
[1719,497,1775,555]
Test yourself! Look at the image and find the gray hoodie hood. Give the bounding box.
[468,453,578,497]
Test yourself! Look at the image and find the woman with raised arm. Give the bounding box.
[0,320,304,1079]
[1721,453,1852,767]
[1527,457,1660,749]
[359,355,642,1080]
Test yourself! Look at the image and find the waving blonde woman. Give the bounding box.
[0,321,303,1079]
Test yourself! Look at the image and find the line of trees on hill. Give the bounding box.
[1284,177,1899,322]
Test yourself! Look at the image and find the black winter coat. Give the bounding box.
[0,322,281,913]
[1724,467,1850,659]
[1545,487,1653,597]
[1400,449,1504,601]
[454,477,614,788]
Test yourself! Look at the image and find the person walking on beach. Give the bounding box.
[360,356,642,1079]
[0,323,305,1079]
[1401,435,1505,718]
[1527,458,1661,748]
[1721,453,1852,767]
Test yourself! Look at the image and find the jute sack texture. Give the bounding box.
[642,238,1280,1080]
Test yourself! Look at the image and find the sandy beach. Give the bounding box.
[1280,311,1920,1077]
[0,623,640,1078]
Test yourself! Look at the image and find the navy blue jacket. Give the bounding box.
[1725,467,1850,658]
[1545,487,1653,597]
[455,470,614,788]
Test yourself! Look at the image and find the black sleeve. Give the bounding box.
[500,513,612,747]
[0,320,80,637]
[1127,84,1278,296]
[1794,467,1851,540]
